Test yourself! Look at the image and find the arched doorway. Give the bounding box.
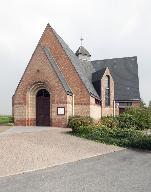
[36,89,50,126]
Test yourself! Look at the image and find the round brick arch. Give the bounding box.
[26,81,51,126]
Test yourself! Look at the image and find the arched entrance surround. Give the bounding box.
[26,82,51,126]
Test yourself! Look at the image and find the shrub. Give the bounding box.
[100,116,118,128]
[71,125,151,150]
[68,116,93,132]
[117,113,137,129]
[124,107,151,130]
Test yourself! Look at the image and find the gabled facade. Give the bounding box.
[13,24,140,127]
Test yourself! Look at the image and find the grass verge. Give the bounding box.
[0,115,14,126]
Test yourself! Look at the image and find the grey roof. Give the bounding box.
[76,46,91,57]
[80,60,96,81]
[92,68,107,98]
[92,57,140,101]
[43,47,73,96]
[92,68,107,82]
[52,28,100,100]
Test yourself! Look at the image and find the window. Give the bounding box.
[105,75,110,107]
[119,102,132,107]
[95,99,101,105]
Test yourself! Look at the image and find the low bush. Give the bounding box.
[100,116,118,128]
[99,108,151,130]
[117,113,137,129]
[72,125,151,150]
[68,116,93,132]
[68,109,151,150]
[124,107,151,130]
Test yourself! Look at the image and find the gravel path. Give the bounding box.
[0,127,123,177]
[0,126,11,133]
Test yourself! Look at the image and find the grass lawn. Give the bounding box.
[0,115,14,126]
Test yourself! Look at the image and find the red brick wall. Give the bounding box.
[13,45,70,127]
[13,24,92,127]
[39,24,90,105]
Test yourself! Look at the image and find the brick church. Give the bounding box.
[12,24,140,127]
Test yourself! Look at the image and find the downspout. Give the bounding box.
[72,94,75,116]
[113,100,116,117]
[28,92,30,126]
[25,94,28,126]
[101,100,103,118]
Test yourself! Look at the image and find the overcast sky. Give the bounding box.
[0,0,151,114]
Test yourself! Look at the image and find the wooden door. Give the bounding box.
[36,89,50,126]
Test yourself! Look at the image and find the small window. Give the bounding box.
[119,102,132,107]
[105,75,110,107]
[95,99,101,105]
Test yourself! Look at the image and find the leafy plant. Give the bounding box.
[124,107,151,130]
[71,125,151,150]
[100,116,118,128]
[68,116,93,132]
[117,113,137,129]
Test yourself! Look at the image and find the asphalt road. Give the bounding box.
[0,149,151,192]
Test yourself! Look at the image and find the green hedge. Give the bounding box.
[72,125,151,150]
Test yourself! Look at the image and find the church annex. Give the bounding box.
[12,24,140,127]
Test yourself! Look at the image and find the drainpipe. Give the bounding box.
[101,100,102,118]
[113,100,116,117]
[28,92,30,126]
[25,94,28,126]
[72,94,75,116]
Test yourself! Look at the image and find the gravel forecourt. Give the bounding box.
[0,126,122,177]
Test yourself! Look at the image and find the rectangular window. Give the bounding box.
[119,102,132,107]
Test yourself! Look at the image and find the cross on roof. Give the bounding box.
[80,37,84,46]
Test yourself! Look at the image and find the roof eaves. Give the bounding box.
[43,47,73,96]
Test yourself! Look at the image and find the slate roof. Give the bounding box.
[49,25,140,101]
[92,68,107,82]
[43,47,73,96]
[76,46,91,57]
[80,60,96,82]
[52,28,100,100]
[92,57,140,101]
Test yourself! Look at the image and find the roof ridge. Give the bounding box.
[92,56,137,62]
